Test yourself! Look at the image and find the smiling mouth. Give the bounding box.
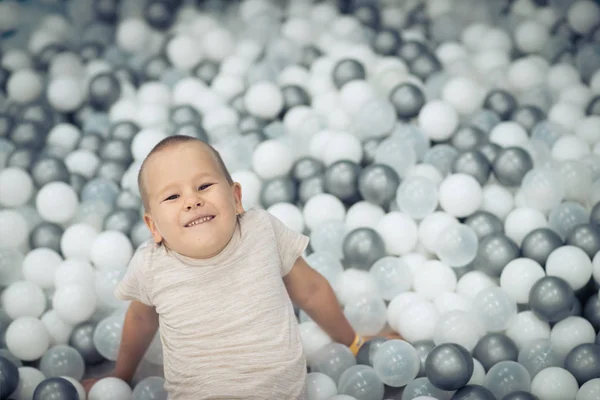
[185,216,215,227]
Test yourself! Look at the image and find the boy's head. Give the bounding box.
[138,135,244,259]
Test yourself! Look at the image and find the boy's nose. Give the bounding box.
[184,196,203,210]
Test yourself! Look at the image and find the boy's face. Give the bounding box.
[142,141,244,259]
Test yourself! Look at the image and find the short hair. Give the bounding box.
[137,135,233,210]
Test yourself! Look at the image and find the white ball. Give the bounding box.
[504,207,548,246]
[345,201,385,231]
[211,74,245,101]
[433,309,485,352]
[47,77,85,112]
[441,76,485,115]
[2,280,46,319]
[500,258,546,304]
[505,311,551,349]
[567,0,600,35]
[593,252,600,285]
[418,100,459,141]
[116,18,152,53]
[252,139,294,180]
[552,135,591,161]
[412,260,457,300]
[333,269,379,306]
[575,116,600,145]
[202,27,236,62]
[507,57,546,92]
[244,81,284,119]
[131,128,168,162]
[60,223,98,261]
[137,81,171,106]
[267,203,305,233]
[171,77,208,105]
[47,123,81,152]
[515,19,549,54]
[578,379,600,400]
[456,271,498,299]
[387,292,425,332]
[339,80,376,116]
[531,367,579,400]
[546,246,593,291]
[22,248,63,289]
[395,300,440,342]
[303,193,347,232]
[65,149,101,179]
[166,34,204,70]
[5,317,50,361]
[300,321,333,366]
[433,292,472,315]
[481,183,515,220]
[548,102,585,132]
[376,212,418,256]
[52,284,97,325]
[55,258,95,288]
[88,377,133,400]
[89,231,134,271]
[321,131,363,167]
[41,309,74,345]
[550,316,596,358]
[231,170,262,211]
[11,366,45,400]
[438,174,483,218]
[109,98,138,123]
[0,210,29,250]
[35,182,79,224]
[0,167,34,207]
[489,122,529,148]
[6,69,43,104]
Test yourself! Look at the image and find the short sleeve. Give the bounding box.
[114,242,154,306]
[266,211,310,277]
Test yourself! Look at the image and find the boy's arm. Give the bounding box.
[83,301,159,390]
[283,257,356,347]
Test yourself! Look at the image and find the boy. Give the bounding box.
[82,135,367,399]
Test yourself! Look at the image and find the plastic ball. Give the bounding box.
[5,316,50,361]
[438,173,483,218]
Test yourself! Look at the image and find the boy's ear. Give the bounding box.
[144,213,164,244]
[232,182,244,214]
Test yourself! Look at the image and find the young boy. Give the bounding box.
[82,135,367,399]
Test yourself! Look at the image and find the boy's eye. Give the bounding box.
[165,194,179,201]
[198,184,213,191]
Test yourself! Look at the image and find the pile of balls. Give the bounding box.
[0,0,599,399]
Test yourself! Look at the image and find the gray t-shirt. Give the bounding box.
[115,208,310,399]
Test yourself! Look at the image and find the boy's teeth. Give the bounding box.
[188,216,212,226]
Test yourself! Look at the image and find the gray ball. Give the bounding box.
[78,133,104,153]
[564,343,600,385]
[566,223,600,259]
[512,105,545,133]
[492,147,533,187]
[29,222,63,252]
[342,228,387,271]
[358,164,399,207]
[529,276,576,322]
[291,157,324,181]
[356,337,387,366]
[99,139,133,164]
[324,160,361,202]
[584,294,600,331]
[7,148,37,170]
[69,173,87,196]
[103,209,140,235]
[413,340,436,377]
[451,385,496,400]
[473,334,518,371]
[473,233,520,277]
[0,355,19,399]
[298,175,325,204]
[362,138,381,165]
[484,89,518,120]
[425,343,474,391]
[477,142,502,164]
[69,323,105,365]
[332,58,366,89]
[521,228,563,266]
[389,82,426,119]
[451,126,488,152]
[116,190,143,211]
[464,211,504,239]
[260,177,297,208]
[97,161,127,183]
[33,377,79,400]
[591,202,600,227]
[501,391,540,400]
[452,150,491,186]
[31,156,70,187]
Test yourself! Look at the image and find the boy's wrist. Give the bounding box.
[348,334,365,356]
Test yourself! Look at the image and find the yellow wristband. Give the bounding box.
[349,334,365,356]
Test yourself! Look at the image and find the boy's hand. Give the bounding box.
[81,377,102,393]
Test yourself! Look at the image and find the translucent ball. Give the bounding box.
[518,338,564,378]
[373,339,420,387]
[418,100,459,141]
[500,258,546,304]
[252,139,294,180]
[0,167,34,207]
[22,247,63,289]
[531,367,579,400]
[0,248,24,287]
[352,98,397,140]
[41,309,74,346]
[306,372,337,400]
[333,269,379,307]
[0,210,29,250]
[95,267,127,310]
[89,230,134,270]
[438,173,483,218]
[93,314,125,361]
[433,310,485,352]
[374,136,417,179]
[483,361,532,399]
[548,201,590,240]
[433,291,472,315]
[375,212,418,256]
[546,246,593,291]
[369,256,412,301]
[88,377,133,400]
[338,365,384,400]
[413,260,457,300]
[395,176,438,220]
[344,295,388,336]
[60,223,98,261]
[434,223,478,267]
[310,221,347,260]
[5,316,50,361]
[418,211,459,254]
[303,193,346,231]
[387,292,426,332]
[441,76,485,115]
[39,344,85,381]
[2,280,46,319]
[472,287,518,332]
[36,182,79,224]
[521,167,565,213]
[456,270,498,299]
[505,311,551,350]
[558,161,593,205]
[300,321,333,366]
[310,343,356,384]
[132,376,167,400]
[52,283,97,325]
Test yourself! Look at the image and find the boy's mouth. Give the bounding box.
[185,215,215,227]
